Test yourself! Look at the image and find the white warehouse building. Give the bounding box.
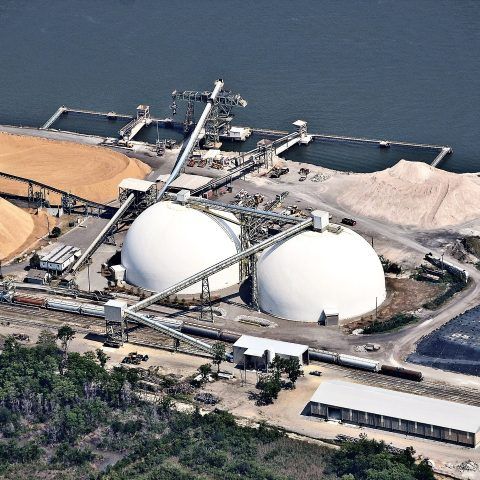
[310,381,480,448]
[121,201,241,295]
[233,334,309,370]
[257,214,386,323]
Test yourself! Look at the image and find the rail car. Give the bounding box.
[380,365,423,382]
[309,349,380,372]
[12,295,105,318]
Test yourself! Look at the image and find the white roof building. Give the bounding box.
[39,243,81,273]
[118,178,155,192]
[233,335,309,367]
[257,226,386,322]
[310,380,480,447]
[121,201,240,295]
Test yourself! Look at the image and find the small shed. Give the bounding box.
[39,243,81,273]
[233,335,309,370]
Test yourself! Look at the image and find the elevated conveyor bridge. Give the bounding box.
[0,171,116,215]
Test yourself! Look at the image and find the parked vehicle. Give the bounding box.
[341,217,357,226]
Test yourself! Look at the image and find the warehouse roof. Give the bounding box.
[311,381,480,433]
[119,178,155,192]
[40,244,80,264]
[234,335,308,357]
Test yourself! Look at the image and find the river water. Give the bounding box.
[0,0,479,172]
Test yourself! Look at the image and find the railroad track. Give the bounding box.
[322,363,480,407]
[0,303,213,356]
[3,303,479,405]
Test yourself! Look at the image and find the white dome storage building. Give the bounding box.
[257,222,386,323]
[121,201,240,295]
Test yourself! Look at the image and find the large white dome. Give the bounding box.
[257,227,386,322]
[122,201,240,295]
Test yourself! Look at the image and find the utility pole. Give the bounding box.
[87,261,91,293]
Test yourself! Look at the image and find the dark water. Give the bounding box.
[408,306,480,377]
[0,0,479,172]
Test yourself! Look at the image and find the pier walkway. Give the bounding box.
[41,106,67,129]
[40,105,453,168]
[253,128,453,168]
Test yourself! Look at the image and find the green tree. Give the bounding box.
[211,342,226,373]
[57,325,75,374]
[283,357,303,387]
[256,373,282,405]
[50,226,62,238]
[29,252,41,269]
[96,348,109,368]
[36,329,57,348]
[269,355,285,376]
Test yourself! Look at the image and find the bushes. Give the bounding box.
[423,280,468,310]
[328,437,434,480]
[51,444,95,466]
[0,441,42,465]
[363,314,418,334]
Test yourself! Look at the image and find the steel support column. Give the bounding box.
[199,277,214,323]
[249,254,259,310]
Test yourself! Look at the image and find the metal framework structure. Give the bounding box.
[105,315,127,345]
[118,182,158,218]
[171,87,247,148]
[157,80,225,200]
[120,218,312,354]
[119,104,151,141]
[249,254,259,310]
[72,182,158,273]
[0,171,113,216]
[199,277,214,323]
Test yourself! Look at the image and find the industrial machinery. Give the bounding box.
[170,84,247,148]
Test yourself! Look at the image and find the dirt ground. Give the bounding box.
[346,277,443,331]
[0,132,151,203]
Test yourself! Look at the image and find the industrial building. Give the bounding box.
[39,243,81,273]
[233,334,309,370]
[310,381,480,448]
[121,200,241,295]
[257,217,386,322]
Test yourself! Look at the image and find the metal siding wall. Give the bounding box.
[307,402,476,447]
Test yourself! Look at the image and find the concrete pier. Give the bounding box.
[431,147,453,168]
[41,105,67,129]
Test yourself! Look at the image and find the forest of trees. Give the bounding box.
[0,329,435,479]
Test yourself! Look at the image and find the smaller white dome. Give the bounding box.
[257,227,386,322]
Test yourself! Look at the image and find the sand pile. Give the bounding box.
[0,133,151,203]
[335,160,480,229]
[0,198,35,260]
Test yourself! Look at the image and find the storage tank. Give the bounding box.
[338,354,380,372]
[122,201,240,295]
[80,304,105,318]
[257,226,386,322]
[46,300,81,313]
